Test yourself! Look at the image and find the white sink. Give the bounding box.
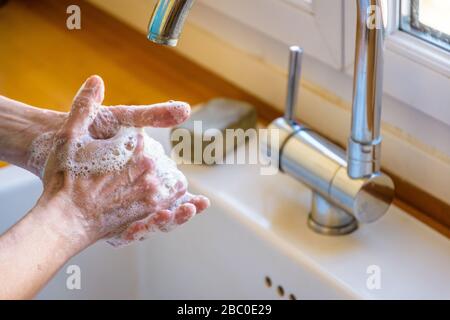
[0,128,449,299]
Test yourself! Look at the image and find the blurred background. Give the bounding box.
[1,0,449,232]
[0,0,270,167]
[0,0,449,300]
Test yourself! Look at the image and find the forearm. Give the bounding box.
[0,96,63,174]
[0,196,90,299]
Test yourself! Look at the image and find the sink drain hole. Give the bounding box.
[277,285,285,297]
[264,276,272,288]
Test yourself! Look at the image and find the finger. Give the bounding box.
[132,132,145,157]
[89,108,120,139]
[173,202,196,225]
[107,101,190,128]
[126,133,155,181]
[66,75,104,136]
[121,210,172,242]
[148,179,187,210]
[186,194,210,214]
[172,193,210,213]
[89,101,190,139]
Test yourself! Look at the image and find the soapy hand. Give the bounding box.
[27,84,191,178]
[37,75,209,247]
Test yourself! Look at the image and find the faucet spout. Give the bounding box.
[148,0,195,46]
[348,0,385,178]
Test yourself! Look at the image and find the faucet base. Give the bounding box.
[307,193,358,235]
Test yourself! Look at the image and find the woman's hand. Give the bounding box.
[38,75,209,248]
[27,101,192,176]
[0,79,190,177]
[0,76,209,299]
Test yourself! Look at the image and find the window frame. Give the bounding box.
[344,0,450,126]
[399,0,450,52]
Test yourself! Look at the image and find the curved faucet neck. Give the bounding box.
[147,0,386,179]
[348,0,385,178]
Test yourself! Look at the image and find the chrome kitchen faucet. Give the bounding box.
[147,0,395,235]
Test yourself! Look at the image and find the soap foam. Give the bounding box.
[28,131,55,178]
[142,131,186,201]
[29,125,190,246]
[58,127,138,178]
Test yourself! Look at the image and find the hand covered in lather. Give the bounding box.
[34,75,209,248]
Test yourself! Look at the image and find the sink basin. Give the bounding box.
[0,127,449,299]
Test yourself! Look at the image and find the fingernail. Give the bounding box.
[83,75,104,102]
[83,76,99,89]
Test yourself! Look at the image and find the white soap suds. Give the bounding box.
[28,131,55,178]
[29,125,190,247]
[101,130,187,236]
[101,134,190,248]
[58,127,138,178]
[29,126,186,192]
[141,131,186,201]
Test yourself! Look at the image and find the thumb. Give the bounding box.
[65,75,104,136]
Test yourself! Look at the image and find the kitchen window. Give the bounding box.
[400,0,450,52]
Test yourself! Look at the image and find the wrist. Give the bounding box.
[0,96,64,173]
[0,193,92,299]
[32,194,94,256]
